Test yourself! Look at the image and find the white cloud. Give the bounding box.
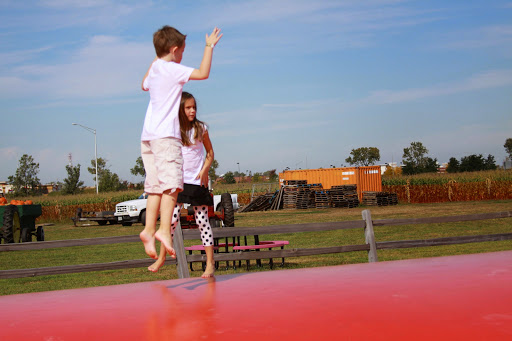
[0,46,53,67]
[202,0,340,27]
[0,146,22,161]
[263,99,339,109]
[0,35,153,100]
[269,120,328,131]
[35,148,69,183]
[194,0,439,32]
[0,146,22,181]
[438,24,512,50]
[421,121,512,162]
[40,0,116,9]
[368,69,512,104]
[204,97,344,138]
[184,0,445,59]
[0,1,149,32]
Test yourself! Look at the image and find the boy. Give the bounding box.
[139,26,222,259]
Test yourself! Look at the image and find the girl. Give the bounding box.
[148,92,216,278]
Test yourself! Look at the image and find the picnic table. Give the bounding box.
[185,231,289,271]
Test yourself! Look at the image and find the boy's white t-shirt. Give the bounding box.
[141,59,194,141]
[183,125,207,186]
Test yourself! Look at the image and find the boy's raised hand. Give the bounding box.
[206,27,223,47]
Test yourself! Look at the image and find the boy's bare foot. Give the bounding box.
[139,230,157,259]
[148,258,165,273]
[154,230,176,258]
[201,263,215,278]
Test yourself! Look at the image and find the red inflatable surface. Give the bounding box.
[1,251,511,340]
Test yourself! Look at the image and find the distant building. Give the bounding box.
[437,163,448,173]
[504,159,512,170]
[0,182,59,195]
[380,162,400,175]
[234,176,252,183]
[37,184,60,194]
[0,182,13,194]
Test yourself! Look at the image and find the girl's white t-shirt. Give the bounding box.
[183,124,207,186]
[141,59,194,141]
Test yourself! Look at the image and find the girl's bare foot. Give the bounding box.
[139,230,157,259]
[201,263,215,278]
[148,258,165,273]
[154,230,176,258]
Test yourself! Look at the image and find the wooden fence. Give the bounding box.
[1,210,511,279]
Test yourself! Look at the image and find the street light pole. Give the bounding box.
[72,123,98,194]
[237,162,240,183]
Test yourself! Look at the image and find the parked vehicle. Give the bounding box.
[0,204,45,243]
[72,208,119,227]
[114,192,238,227]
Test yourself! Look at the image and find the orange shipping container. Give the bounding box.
[279,166,382,200]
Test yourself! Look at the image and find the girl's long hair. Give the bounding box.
[179,92,206,146]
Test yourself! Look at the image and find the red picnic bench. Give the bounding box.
[184,242,239,271]
[185,240,290,271]
[233,240,290,270]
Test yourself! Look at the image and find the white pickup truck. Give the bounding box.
[114,192,239,227]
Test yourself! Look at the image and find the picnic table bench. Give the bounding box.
[185,238,290,271]
[233,240,290,269]
[185,242,240,271]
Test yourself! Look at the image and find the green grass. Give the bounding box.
[1,200,511,295]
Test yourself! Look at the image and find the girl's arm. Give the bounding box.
[197,130,214,187]
[141,57,158,91]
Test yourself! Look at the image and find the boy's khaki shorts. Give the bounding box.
[141,137,183,194]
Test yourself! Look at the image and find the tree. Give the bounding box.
[266,169,278,182]
[222,171,235,184]
[130,157,145,178]
[8,154,40,195]
[382,164,402,177]
[484,154,497,170]
[88,157,124,192]
[98,169,126,192]
[345,147,380,167]
[87,157,107,183]
[252,172,262,183]
[504,138,512,159]
[209,159,219,181]
[62,164,84,194]
[423,157,439,173]
[447,154,497,173]
[402,142,438,175]
[458,154,497,172]
[446,157,460,173]
[459,154,484,172]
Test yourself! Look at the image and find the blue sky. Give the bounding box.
[1,0,511,186]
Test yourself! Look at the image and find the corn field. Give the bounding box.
[212,182,280,195]
[4,191,140,223]
[383,170,512,203]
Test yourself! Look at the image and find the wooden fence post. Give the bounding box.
[362,209,378,263]
[173,221,190,279]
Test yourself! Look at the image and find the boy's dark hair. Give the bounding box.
[153,26,187,58]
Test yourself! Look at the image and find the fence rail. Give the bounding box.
[1,210,511,279]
